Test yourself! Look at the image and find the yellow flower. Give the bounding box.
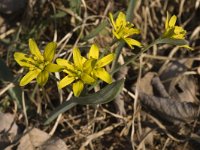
[14,39,62,86]
[57,48,95,97]
[163,12,193,50]
[88,44,114,84]
[109,12,142,49]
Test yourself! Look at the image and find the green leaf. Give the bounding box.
[156,38,188,46]
[50,11,67,19]
[68,0,81,15]
[126,0,137,22]
[74,79,124,105]
[0,59,22,108]
[44,79,124,125]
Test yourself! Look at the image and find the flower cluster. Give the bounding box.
[57,45,114,96]
[163,12,186,39]
[14,11,193,97]
[109,12,142,49]
[14,41,114,97]
[109,11,192,50]
[162,12,193,50]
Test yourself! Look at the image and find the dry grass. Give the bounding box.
[0,0,200,149]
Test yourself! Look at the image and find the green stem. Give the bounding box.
[111,41,125,71]
[126,0,137,22]
[111,0,137,71]
[111,38,161,74]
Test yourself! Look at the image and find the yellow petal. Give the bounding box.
[20,70,40,86]
[124,38,142,48]
[58,76,75,89]
[172,34,185,39]
[73,47,83,69]
[96,53,115,68]
[73,80,84,97]
[29,39,43,61]
[94,68,112,84]
[112,31,121,39]
[88,44,99,59]
[109,13,116,30]
[123,27,140,38]
[165,12,169,29]
[125,28,140,37]
[83,59,94,74]
[14,52,35,68]
[45,63,63,72]
[116,12,126,28]
[56,58,75,71]
[82,56,87,65]
[81,73,95,84]
[36,70,49,86]
[179,45,194,50]
[174,26,186,34]
[169,15,177,28]
[63,69,77,76]
[44,42,57,62]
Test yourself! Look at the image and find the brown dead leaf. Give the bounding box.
[159,60,198,103]
[40,137,68,150]
[169,75,198,103]
[17,128,68,150]
[17,128,49,150]
[0,113,18,149]
[139,92,200,124]
[151,76,170,98]
[134,72,156,95]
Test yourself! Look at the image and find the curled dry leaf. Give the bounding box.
[151,76,170,98]
[168,75,198,103]
[134,71,200,124]
[159,59,198,103]
[135,72,156,95]
[139,92,200,124]
[133,58,199,125]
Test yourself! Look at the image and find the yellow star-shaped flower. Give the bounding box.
[109,12,142,49]
[162,12,193,50]
[88,44,114,84]
[14,39,62,86]
[57,48,95,97]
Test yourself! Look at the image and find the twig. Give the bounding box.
[80,122,122,150]
[0,82,14,96]
[22,90,29,128]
